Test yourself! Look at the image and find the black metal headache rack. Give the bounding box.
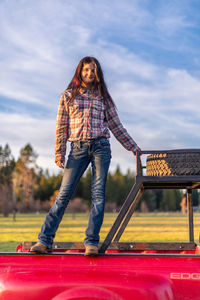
[99,149,200,253]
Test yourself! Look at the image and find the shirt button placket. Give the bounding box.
[86,93,91,139]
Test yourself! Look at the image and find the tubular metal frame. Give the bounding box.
[99,149,200,253]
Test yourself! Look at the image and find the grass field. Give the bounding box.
[0,212,200,252]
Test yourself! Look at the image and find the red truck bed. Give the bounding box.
[0,244,200,300]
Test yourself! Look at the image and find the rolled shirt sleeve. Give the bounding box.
[105,103,137,151]
[55,92,69,164]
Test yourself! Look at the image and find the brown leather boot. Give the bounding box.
[30,242,52,254]
[84,245,98,256]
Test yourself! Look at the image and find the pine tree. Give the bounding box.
[13,144,38,212]
[0,144,15,216]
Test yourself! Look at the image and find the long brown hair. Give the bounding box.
[67,56,115,107]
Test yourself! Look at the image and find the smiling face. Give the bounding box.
[81,62,95,87]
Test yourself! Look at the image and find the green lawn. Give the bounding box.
[0,212,200,252]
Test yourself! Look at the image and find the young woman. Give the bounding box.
[31,56,141,255]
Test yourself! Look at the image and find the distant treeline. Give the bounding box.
[0,143,199,216]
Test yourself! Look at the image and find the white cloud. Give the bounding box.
[0,111,56,168]
[154,0,193,36]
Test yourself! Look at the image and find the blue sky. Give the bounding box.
[1,0,200,174]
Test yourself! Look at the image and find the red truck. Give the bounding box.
[0,150,200,300]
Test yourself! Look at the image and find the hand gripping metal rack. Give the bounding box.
[99,149,200,254]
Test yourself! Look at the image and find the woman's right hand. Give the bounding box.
[56,160,65,169]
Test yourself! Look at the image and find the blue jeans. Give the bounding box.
[38,137,111,248]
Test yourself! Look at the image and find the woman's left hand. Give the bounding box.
[133,145,141,155]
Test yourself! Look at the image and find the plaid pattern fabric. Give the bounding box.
[55,88,137,163]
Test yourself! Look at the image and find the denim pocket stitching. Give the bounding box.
[98,139,110,148]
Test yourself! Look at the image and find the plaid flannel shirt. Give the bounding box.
[55,88,137,163]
